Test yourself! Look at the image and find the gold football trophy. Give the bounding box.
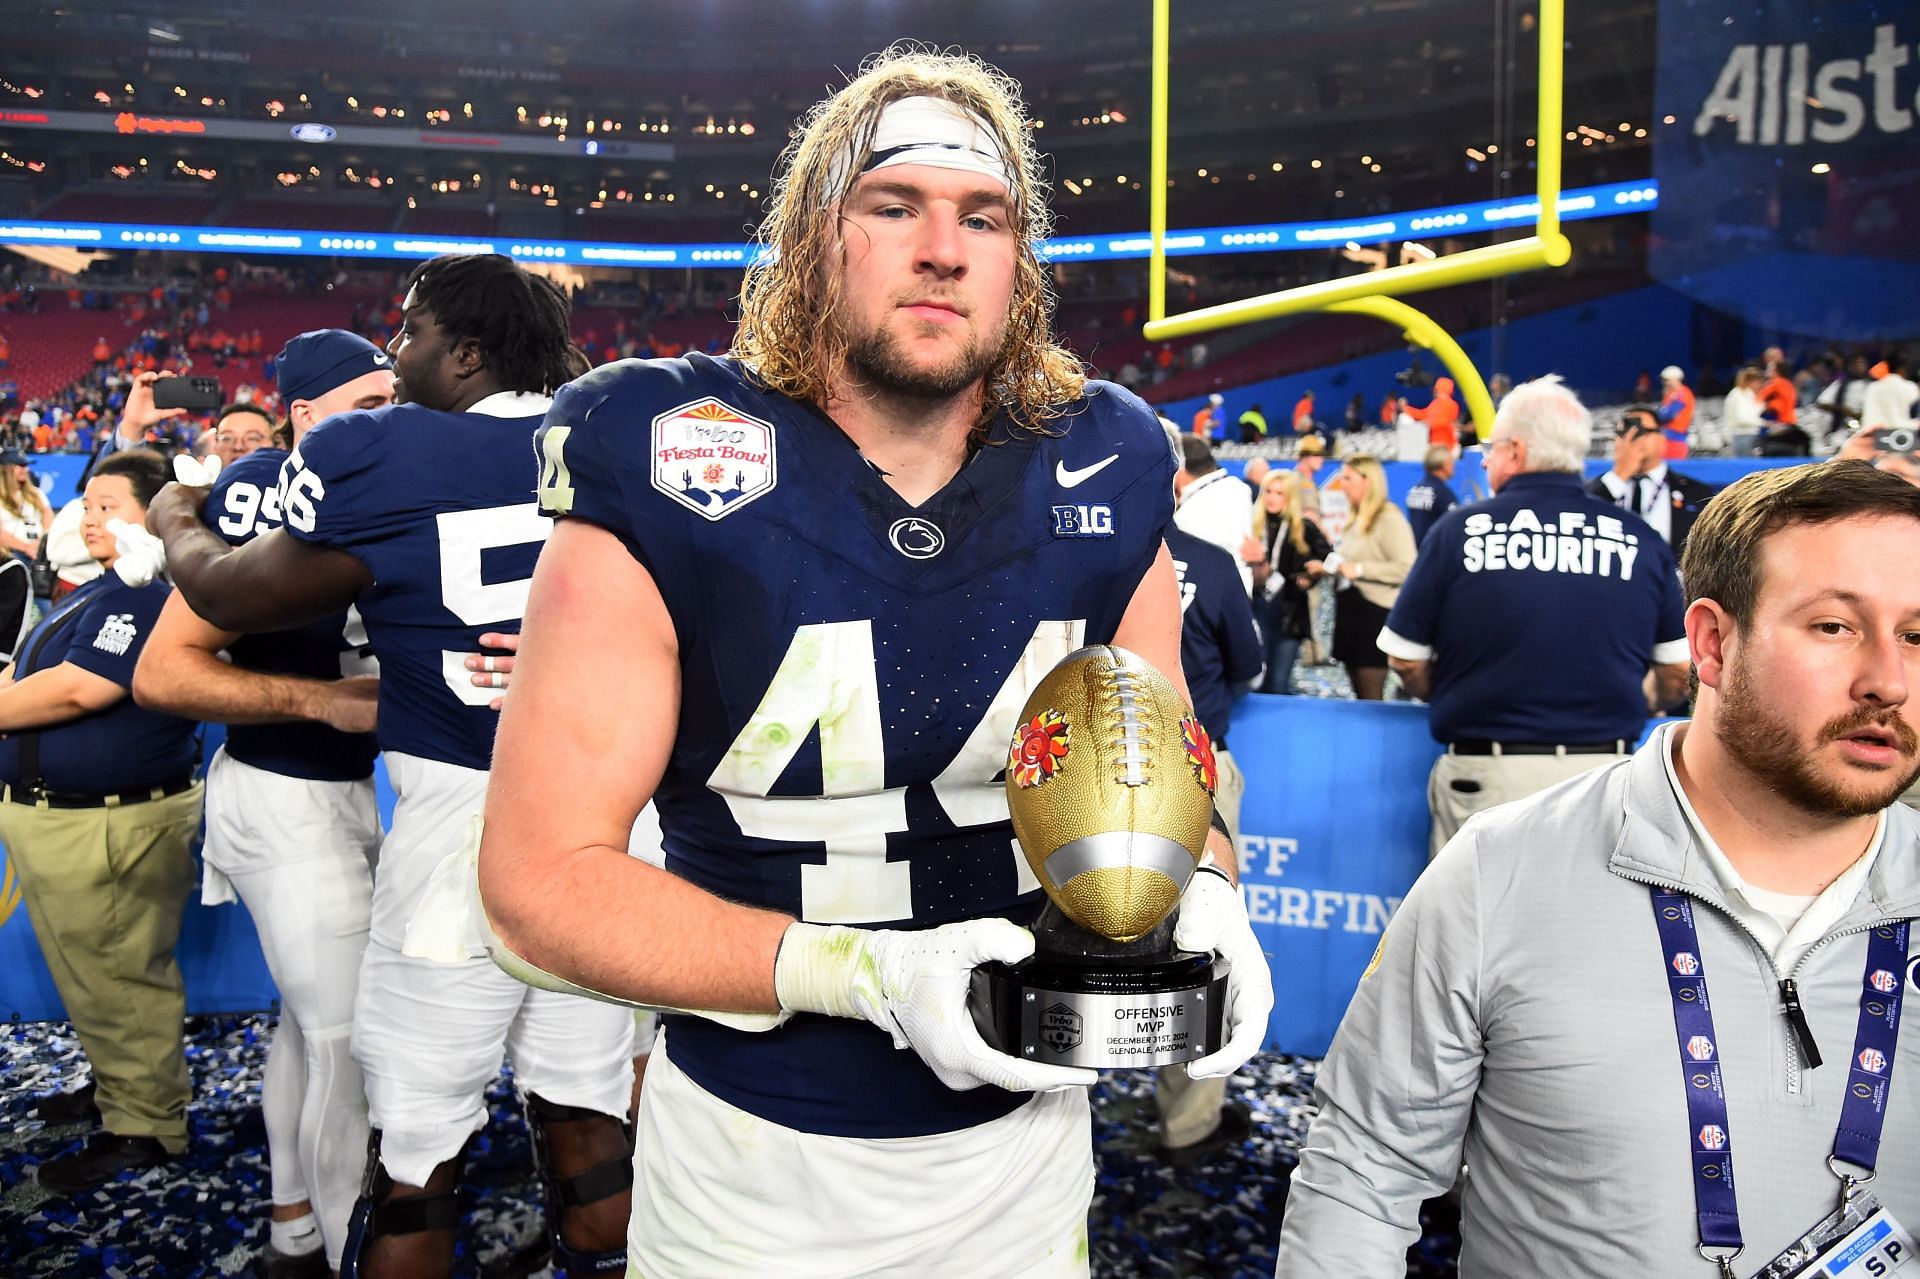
[969,645,1229,1068]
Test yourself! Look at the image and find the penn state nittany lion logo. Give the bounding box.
[887,517,945,560]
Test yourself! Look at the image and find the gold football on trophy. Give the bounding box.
[1004,645,1217,943]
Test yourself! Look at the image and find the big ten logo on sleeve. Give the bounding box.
[1051,503,1115,538]
[649,397,776,522]
[1460,508,1644,579]
[1237,832,1403,935]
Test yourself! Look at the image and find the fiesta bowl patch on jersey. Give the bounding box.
[651,395,777,521]
[1003,645,1213,943]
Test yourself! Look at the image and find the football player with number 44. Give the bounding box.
[144,258,638,1279]
[476,44,1272,1278]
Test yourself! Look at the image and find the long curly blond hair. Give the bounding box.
[731,44,1086,436]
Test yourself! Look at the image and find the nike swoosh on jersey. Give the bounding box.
[1056,454,1120,488]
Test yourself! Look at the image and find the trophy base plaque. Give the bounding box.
[970,904,1228,1069]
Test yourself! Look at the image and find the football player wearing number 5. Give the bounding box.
[131,329,392,1278]
[144,257,638,1279]
[479,48,1272,1278]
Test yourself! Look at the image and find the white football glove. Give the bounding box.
[172,453,222,487]
[107,518,168,587]
[1174,868,1274,1079]
[775,919,1098,1094]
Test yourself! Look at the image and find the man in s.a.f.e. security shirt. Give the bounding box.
[1380,377,1690,857]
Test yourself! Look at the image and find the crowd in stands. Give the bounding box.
[2,253,1914,479]
[1160,336,1918,716]
[0,262,751,458]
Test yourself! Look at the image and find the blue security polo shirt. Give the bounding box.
[1402,475,1458,546]
[0,574,199,793]
[1380,471,1689,745]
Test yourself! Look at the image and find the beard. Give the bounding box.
[1717,657,1920,818]
[839,305,1004,403]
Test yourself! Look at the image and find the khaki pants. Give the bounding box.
[0,783,203,1150]
[1429,749,1622,859]
[1153,745,1243,1147]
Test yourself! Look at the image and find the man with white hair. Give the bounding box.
[1378,376,1692,855]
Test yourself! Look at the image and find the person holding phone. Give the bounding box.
[79,371,192,484]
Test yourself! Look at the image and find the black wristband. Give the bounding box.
[1208,806,1231,843]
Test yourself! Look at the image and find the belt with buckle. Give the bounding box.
[3,776,196,809]
[1448,739,1628,757]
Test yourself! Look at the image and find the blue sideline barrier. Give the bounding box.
[0,724,396,1024]
[1231,696,1442,1056]
[0,698,1451,1054]
[27,453,91,509]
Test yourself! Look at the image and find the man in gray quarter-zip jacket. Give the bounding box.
[1276,461,1920,1278]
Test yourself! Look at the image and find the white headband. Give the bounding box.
[825,95,1011,206]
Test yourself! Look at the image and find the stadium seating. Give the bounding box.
[224,199,393,232]
[36,190,221,226]
[0,305,144,402]
[397,205,497,236]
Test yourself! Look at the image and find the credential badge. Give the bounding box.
[650,397,776,521]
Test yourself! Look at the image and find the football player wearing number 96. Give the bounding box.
[143,259,639,1279]
[132,329,392,1277]
[479,45,1273,1277]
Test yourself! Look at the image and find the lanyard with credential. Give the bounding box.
[1650,888,1909,1277]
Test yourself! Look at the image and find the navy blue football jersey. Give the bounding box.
[204,446,378,782]
[279,401,551,771]
[537,354,1175,1138]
